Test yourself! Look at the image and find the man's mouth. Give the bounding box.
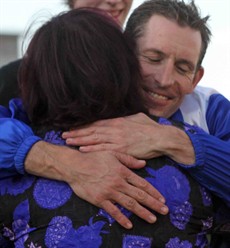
[148,91,169,100]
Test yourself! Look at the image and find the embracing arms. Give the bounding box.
[0,100,168,229]
[63,104,230,205]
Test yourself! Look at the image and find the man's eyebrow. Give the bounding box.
[141,48,165,55]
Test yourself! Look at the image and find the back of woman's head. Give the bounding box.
[19,8,146,130]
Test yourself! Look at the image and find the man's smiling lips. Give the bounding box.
[148,91,168,100]
[143,88,176,109]
[142,85,172,102]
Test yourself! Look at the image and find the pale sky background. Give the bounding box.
[0,0,229,99]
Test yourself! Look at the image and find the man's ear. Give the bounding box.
[192,66,204,88]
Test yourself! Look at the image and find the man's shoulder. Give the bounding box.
[179,86,228,132]
[192,85,219,99]
[182,85,220,110]
[178,86,219,131]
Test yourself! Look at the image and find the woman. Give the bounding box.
[66,0,133,26]
[0,8,213,247]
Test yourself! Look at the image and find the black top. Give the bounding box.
[0,59,21,106]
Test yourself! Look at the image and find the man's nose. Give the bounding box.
[157,61,174,87]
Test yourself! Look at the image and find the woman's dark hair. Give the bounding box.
[19,8,146,130]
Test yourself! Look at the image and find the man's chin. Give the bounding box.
[148,108,173,118]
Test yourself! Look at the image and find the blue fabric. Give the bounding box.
[171,93,230,206]
[0,118,41,177]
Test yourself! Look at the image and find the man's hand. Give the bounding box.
[25,141,169,229]
[63,113,163,159]
[62,113,195,164]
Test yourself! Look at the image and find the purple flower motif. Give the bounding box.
[15,236,29,248]
[195,232,209,248]
[33,178,72,209]
[146,165,190,211]
[2,227,15,241]
[98,204,132,224]
[13,219,30,237]
[45,216,73,248]
[158,117,172,126]
[166,237,192,248]
[200,186,212,206]
[201,216,213,231]
[45,216,106,248]
[0,175,35,196]
[13,199,30,223]
[123,234,152,248]
[44,131,66,145]
[146,165,192,230]
[13,200,36,247]
[169,201,193,230]
[61,218,106,248]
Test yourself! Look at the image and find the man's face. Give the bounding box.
[137,15,204,118]
[73,0,133,26]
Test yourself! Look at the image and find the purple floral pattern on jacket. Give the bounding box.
[0,175,35,196]
[200,185,212,206]
[166,237,192,248]
[33,178,72,209]
[45,216,106,248]
[44,130,66,146]
[3,200,36,247]
[123,234,152,248]
[145,165,192,229]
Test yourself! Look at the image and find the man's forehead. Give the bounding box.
[137,15,202,62]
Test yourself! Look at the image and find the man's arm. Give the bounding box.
[184,93,230,205]
[63,110,230,204]
[25,140,170,228]
[62,113,196,163]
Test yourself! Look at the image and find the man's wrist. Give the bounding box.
[156,125,195,165]
[16,135,42,174]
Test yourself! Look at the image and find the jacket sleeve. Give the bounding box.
[182,94,230,205]
[0,99,41,178]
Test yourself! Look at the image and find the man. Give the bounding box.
[0,0,229,234]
